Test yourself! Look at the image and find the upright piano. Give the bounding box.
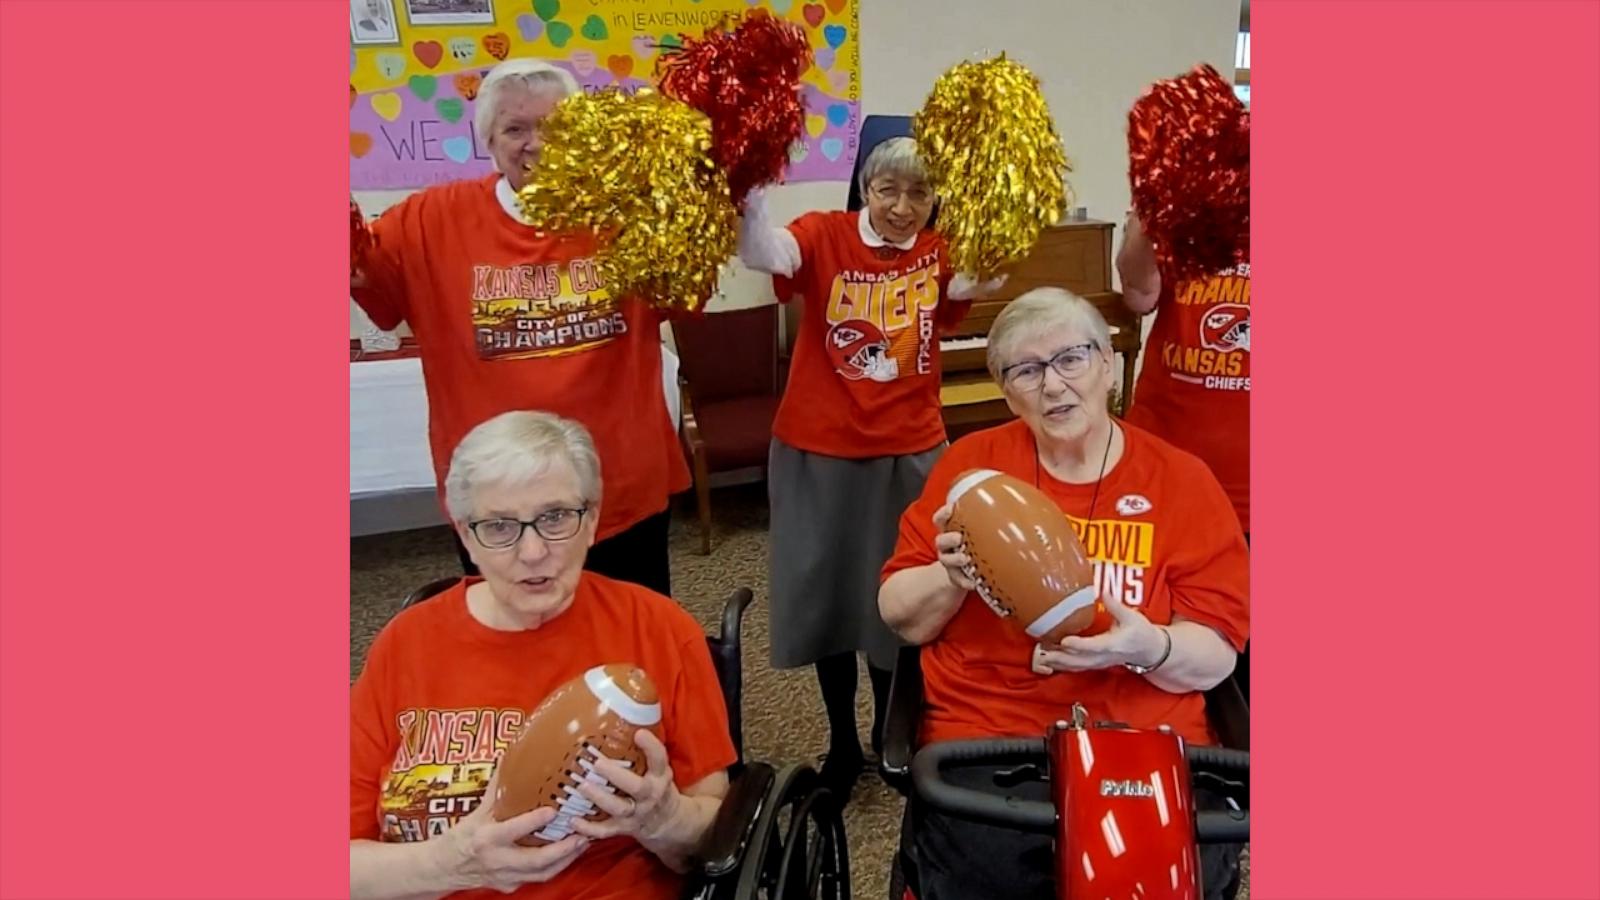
[937,218,1144,440]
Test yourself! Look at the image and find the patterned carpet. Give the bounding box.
[350,482,1247,899]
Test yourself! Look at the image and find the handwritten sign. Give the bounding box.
[350,0,861,189]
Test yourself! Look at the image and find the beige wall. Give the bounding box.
[351,0,1240,341]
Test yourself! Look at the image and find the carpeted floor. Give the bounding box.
[351,482,1247,899]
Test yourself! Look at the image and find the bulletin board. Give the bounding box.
[349,0,862,189]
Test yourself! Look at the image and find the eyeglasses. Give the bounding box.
[1000,343,1100,391]
[868,182,934,207]
[468,506,588,549]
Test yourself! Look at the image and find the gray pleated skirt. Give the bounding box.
[766,437,946,671]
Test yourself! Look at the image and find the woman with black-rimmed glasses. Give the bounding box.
[350,411,736,900]
[878,288,1250,900]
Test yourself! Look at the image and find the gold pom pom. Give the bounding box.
[516,88,737,315]
[915,55,1071,280]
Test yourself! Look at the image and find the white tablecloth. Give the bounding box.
[351,344,682,500]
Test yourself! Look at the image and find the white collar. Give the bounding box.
[858,208,916,250]
[495,176,532,225]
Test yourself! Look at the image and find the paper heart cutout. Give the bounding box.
[516,13,543,42]
[448,37,476,62]
[376,53,406,80]
[534,0,560,22]
[805,114,827,138]
[442,136,473,163]
[826,102,848,127]
[828,70,850,95]
[823,24,846,49]
[413,41,444,69]
[454,72,483,100]
[606,54,634,79]
[349,84,357,109]
[570,49,597,76]
[408,75,437,101]
[631,35,656,58]
[820,137,843,161]
[788,141,809,163]
[769,0,793,11]
[371,92,403,121]
[802,3,824,27]
[658,33,682,49]
[482,33,510,60]
[436,97,465,123]
[580,15,608,41]
[351,132,374,158]
[547,21,574,48]
[824,0,846,12]
[813,47,835,71]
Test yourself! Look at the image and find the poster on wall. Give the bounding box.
[350,0,862,190]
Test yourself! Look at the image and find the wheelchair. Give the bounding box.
[398,578,852,900]
[876,644,1249,900]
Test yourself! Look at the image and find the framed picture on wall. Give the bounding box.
[403,0,496,27]
[350,0,400,46]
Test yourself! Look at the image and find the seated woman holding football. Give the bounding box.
[877,288,1250,900]
[350,411,735,900]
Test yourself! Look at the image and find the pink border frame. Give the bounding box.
[1,1,1596,897]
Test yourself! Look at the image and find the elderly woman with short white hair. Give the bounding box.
[736,135,1002,803]
[878,288,1249,900]
[352,59,688,595]
[350,410,735,900]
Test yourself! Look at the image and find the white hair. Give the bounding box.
[857,136,929,196]
[473,58,580,144]
[986,288,1113,381]
[444,411,602,522]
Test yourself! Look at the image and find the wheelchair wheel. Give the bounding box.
[728,763,851,900]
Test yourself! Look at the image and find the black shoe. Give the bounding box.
[817,745,865,808]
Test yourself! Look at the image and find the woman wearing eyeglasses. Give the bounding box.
[350,410,736,900]
[737,136,1001,803]
[877,288,1249,900]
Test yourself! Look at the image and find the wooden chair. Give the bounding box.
[671,306,783,555]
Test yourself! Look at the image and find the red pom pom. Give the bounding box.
[350,199,372,274]
[656,9,812,207]
[1127,64,1249,283]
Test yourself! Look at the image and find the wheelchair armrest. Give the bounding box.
[1203,672,1250,752]
[878,644,924,795]
[694,761,777,878]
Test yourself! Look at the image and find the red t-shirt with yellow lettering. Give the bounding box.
[771,211,968,458]
[352,176,690,540]
[1123,262,1251,532]
[349,574,737,900]
[881,419,1250,747]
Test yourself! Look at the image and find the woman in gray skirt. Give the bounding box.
[737,136,1002,801]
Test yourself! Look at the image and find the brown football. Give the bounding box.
[946,468,1102,644]
[492,664,662,846]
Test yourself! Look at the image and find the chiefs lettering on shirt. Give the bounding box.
[771,211,970,458]
[1124,262,1250,532]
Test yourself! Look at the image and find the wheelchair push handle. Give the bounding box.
[910,736,1249,842]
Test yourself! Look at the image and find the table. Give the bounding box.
[349,342,681,536]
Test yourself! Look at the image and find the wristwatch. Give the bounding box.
[1124,626,1172,675]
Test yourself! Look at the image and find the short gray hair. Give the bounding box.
[986,288,1113,381]
[858,136,929,197]
[444,411,602,522]
[474,58,580,143]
